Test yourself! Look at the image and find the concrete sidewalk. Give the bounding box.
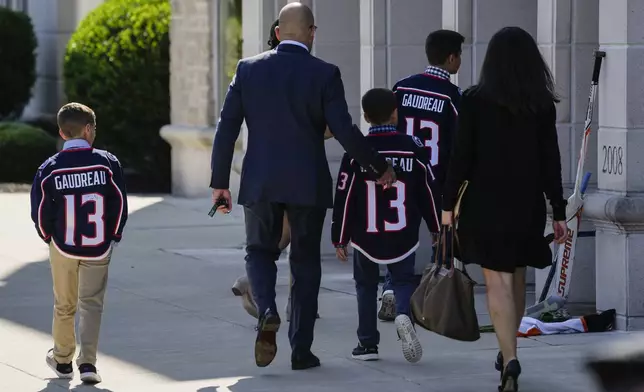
[0,194,631,391]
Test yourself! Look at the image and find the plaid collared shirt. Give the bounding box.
[368,124,398,135]
[424,66,450,81]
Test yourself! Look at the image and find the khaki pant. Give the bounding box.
[49,243,110,366]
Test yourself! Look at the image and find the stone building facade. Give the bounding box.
[159,0,643,331]
[5,0,642,331]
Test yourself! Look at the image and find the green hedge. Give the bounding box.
[64,0,171,192]
[0,7,37,120]
[0,122,57,183]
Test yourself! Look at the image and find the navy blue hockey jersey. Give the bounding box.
[30,140,128,260]
[331,126,440,264]
[393,66,461,186]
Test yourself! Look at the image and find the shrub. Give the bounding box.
[24,115,59,139]
[0,7,37,120]
[64,0,171,192]
[0,122,57,183]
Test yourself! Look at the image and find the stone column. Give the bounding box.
[585,0,644,330]
[388,0,442,84]
[160,0,221,198]
[242,0,276,57]
[359,0,387,132]
[442,0,539,285]
[535,0,599,310]
[24,0,104,119]
[444,0,537,89]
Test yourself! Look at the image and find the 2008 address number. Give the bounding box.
[602,145,623,175]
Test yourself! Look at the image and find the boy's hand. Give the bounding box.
[335,245,349,262]
[441,210,454,226]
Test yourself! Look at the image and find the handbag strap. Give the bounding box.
[454,180,469,221]
[432,225,455,276]
[450,180,469,275]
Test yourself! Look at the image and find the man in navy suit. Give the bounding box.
[210,2,395,370]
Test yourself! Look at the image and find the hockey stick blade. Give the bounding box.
[525,295,565,318]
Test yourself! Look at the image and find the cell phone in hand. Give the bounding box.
[208,198,229,217]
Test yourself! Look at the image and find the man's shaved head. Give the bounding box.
[276,2,315,50]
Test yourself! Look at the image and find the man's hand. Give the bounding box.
[335,245,349,262]
[376,164,396,189]
[212,189,233,214]
[553,220,569,244]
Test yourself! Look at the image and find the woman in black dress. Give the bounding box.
[441,27,569,391]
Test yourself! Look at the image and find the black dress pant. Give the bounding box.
[243,201,327,352]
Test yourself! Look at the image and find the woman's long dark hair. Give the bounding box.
[268,19,280,49]
[478,26,559,114]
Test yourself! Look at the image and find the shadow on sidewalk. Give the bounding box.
[0,196,275,384]
[36,379,115,392]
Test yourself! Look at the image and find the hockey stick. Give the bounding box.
[540,171,592,303]
[525,50,605,318]
[525,172,591,318]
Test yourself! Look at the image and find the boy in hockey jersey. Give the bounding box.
[379,29,465,322]
[30,102,128,384]
[331,89,440,363]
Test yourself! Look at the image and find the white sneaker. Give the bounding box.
[45,349,73,379]
[395,314,422,363]
[377,290,396,321]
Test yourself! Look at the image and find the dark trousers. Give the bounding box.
[383,271,423,293]
[243,202,326,352]
[353,250,416,347]
[382,244,435,292]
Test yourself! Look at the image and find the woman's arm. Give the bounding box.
[324,126,333,140]
[442,91,476,212]
[539,103,567,221]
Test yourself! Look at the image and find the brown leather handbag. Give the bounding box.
[410,181,480,341]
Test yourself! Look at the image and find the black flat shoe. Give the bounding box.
[499,359,521,392]
[255,309,281,367]
[291,350,321,370]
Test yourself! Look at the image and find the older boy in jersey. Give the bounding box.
[30,103,128,384]
[378,29,465,322]
[332,89,440,363]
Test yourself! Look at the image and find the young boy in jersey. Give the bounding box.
[331,88,440,363]
[30,102,128,384]
[379,29,465,322]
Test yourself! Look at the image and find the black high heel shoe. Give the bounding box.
[498,359,521,392]
[495,351,504,381]
[495,351,503,372]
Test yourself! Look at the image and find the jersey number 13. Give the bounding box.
[405,117,439,166]
[365,181,407,233]
[64,193,106,246]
